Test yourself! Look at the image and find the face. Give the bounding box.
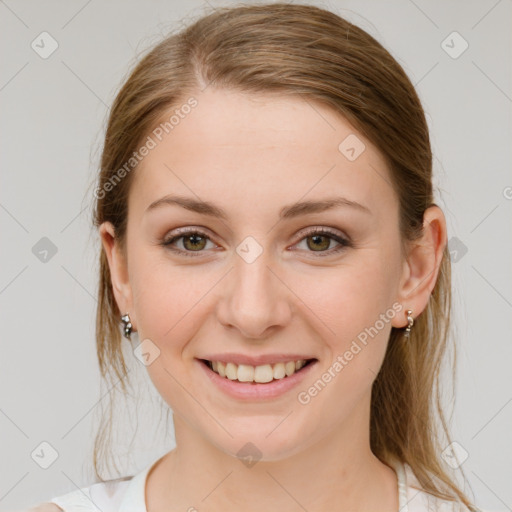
[103,88,410,461]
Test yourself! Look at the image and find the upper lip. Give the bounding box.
[197,353,317,366]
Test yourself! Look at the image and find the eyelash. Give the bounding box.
[161,226,352,258]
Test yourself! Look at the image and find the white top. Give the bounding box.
[45,457,480,512]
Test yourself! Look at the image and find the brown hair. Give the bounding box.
[91,2,476,509]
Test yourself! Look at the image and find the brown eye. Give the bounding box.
[162,229,215,257]
[182,233,208,251]
[306,233,332,251]
[293,228,352,257]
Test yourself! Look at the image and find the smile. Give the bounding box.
[201,358,316,384]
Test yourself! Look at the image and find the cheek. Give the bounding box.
[128,255,201,406]
[292,258,395,340]
[293,264,395,418]
[129,247,221,350]
[290,251,400,392]
[129,246,191,339]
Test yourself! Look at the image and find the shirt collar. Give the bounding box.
[119,457,163,512]
[118,456,411,512]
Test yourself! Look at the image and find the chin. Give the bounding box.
[207,421,315,464]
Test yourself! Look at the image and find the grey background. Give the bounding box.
[1,0,511,510]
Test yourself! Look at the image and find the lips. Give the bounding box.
[196,356,318,399]
[197,357,317,384]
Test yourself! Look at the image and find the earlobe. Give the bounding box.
[99,221,133,319]
[392,206,447,328]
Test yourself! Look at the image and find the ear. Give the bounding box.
[391,205,448,328]
[99,221,135,329]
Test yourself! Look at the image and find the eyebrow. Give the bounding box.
[145,194,372,219]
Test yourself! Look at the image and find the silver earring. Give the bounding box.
[404,309,414,338]
[121,312,133,340]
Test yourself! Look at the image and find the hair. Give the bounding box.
[91,2,476,509]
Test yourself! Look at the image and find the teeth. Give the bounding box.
[207,359,310,383]
[273,363,286,379]
[225,362,238,380]
[254,364,273,383]
[285,361,296,376]
[237,364,255,382]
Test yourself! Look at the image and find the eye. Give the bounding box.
[292,227,352,257]
[162,228,217,257]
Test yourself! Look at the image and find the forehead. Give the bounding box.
[129,88,396,222]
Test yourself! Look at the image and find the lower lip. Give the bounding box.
[195,359,318,400]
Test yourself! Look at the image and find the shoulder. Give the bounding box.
[30,457,161,512]
[408,487,487,512]
[409,489,473,511]
[402,463,484,512]
[27,475,133,512]
[23,505,63,512]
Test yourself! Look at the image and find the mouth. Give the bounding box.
[198,358,318,384]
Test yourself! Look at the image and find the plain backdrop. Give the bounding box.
[1,0,511,510]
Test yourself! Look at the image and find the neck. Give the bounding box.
[146,405,398,511]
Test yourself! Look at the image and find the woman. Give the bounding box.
[30,2,482,511]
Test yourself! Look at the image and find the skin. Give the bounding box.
[100,88,447,512]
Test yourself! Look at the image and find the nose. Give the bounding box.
[216,249,293,340]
